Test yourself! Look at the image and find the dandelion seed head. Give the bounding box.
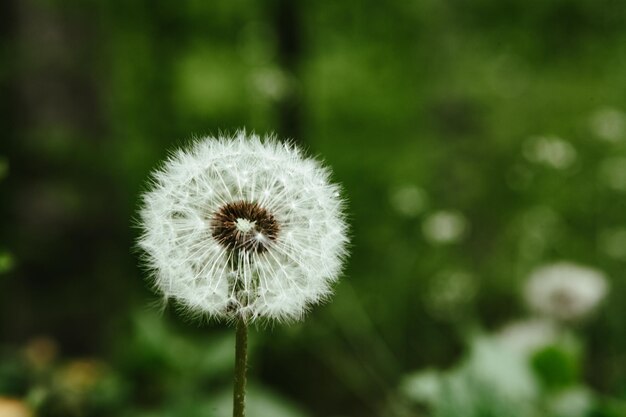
[524,262,608,322]
[138,132,349,323]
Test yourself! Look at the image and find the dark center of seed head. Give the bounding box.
[211,200,279,253]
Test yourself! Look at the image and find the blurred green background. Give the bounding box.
[1,0,626,416]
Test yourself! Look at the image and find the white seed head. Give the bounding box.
[524,262,608,322]
[137,132,349,323]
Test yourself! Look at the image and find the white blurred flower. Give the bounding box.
[422,210,467,244]
[524,262,608,321]
[251,67,291,101]
[523,135,577,170]
[400,369,441,405]
[466,337,539,404]
[389,185,427,217]
[599,157,626,192]
[138,132,349,322]
[589,107,626,142]
[599,227,626,260]
[401,336,541,417]
[548,386,593,417]
[495,318,558,356]
[436,337,539,417]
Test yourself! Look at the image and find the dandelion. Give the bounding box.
[495,318,558,356]
[524,262,608,322]
[137,131,349,417]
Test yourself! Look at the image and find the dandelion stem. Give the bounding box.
[233,318,248,417]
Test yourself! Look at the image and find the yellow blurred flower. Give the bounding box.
[56,359,105,395]
[0,397,32,417]
[23,337,58,371]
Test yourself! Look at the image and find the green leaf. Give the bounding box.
[531,345,580,390]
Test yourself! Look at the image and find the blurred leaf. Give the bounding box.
[593,397,626,417]
[0,354,28,396]
[209,384,311,417]
[531,345,581,390]
[126,311,234,378]
[547,386,593,417]
[0,252,14,275]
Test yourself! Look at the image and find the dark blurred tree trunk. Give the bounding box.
[1,0,114,353]
[0,0,16,149]
[274,0,303,143]
[0,0,16,145]
[0,0,18,340]
[0,0,18,169]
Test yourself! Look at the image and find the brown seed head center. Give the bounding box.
[211,200,279,253]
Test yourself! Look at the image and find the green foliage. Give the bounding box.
[0,252,14,275]
[532,345,581,390]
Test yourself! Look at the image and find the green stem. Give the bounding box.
[233,318,248,417]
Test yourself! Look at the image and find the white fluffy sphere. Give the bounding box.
[138,132,349,322]
[524,262,608,321]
